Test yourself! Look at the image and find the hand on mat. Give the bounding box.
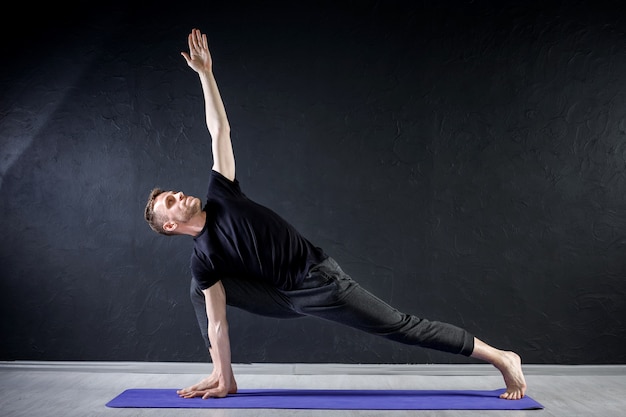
[177,374,238,399]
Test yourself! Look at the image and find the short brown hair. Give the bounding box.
[144,188,170,235]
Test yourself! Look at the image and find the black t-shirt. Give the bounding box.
[191,170,327,290]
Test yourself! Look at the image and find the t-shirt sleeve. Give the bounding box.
[206,169,244,201]
[191,250,220,290]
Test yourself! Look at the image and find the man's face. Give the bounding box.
[153,191,202,226]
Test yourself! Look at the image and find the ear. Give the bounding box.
[163,221,178,233]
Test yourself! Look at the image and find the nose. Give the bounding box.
[176,191,185,200]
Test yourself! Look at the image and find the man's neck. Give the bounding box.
[179,211,207,237]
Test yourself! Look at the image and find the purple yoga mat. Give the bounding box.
[106,388,544,410]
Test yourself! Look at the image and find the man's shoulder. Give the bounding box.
[191,243,214,270]
[190,248,220,290]
[207,169,243,199]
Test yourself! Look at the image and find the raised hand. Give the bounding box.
[181,28,213,74]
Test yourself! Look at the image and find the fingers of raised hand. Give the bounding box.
[191,29,205,51]
[193,28,203,44]
[187,29,210,57]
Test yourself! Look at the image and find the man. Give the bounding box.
[144,28,527,400]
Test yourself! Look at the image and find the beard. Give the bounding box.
[175,196,202,223]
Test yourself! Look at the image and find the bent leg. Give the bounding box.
[190,276,304,349]
[190,278,211,350]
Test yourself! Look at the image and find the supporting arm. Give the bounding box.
[177,280,237,398]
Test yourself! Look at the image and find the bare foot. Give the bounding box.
[470,338,527,400]
[494,351,527,400]
[177,374,238,398]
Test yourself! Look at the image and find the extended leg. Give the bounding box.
[284,257,473,355]
[284,258,526,399]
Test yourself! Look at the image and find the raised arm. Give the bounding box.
[181,29,235,181]
[177,280,237,399]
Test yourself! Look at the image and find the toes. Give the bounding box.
[500,390,525,400]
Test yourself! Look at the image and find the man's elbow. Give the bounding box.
[207,121,231,138]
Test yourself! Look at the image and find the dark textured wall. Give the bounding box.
[1,1,625,364]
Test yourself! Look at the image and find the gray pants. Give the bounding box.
[190,257,474,356]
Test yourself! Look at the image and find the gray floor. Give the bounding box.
[1,361,624,416]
